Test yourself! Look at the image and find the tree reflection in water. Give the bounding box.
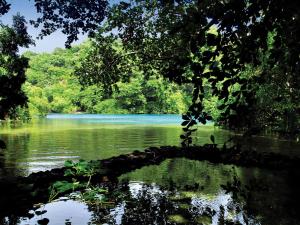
[2,159,300,225]
[88,181,260,225]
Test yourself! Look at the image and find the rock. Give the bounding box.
[37,218,49,225]
[35,210,47,215]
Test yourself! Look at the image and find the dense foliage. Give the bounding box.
[0,14,33,120]
[0,0,9,16]
[31,0,108,47]
[24,42,193,115]
[1,0,299,140]
[73,0,299,142]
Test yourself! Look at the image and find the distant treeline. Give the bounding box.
[23,42,195,116]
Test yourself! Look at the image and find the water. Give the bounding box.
[118,159,300,225]
[14,200,93,225]
[1,114,300,224]
[1,114,300,176]
[46,113,184,124]
[0,114,227,176]
[5,159,300,225]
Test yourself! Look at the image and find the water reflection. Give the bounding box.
[118,159,300,225]
[104,182,257,225]
[0,115,227,176]
[7,199,93,225]
[1,115,299,176]
[1,159,299,225]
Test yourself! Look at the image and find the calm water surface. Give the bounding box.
[0,114,299,176]
[0,114,225,176]
[8,158,300,225]
[1,114,300,224]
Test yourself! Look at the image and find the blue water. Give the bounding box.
[46,114,184,125]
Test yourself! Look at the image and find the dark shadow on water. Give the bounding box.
[1,158,300,225]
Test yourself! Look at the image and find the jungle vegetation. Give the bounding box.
[23,43,193,116]
[0,0,299,140]
[0,2,299,223]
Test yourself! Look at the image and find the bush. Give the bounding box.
[93,99,129,114]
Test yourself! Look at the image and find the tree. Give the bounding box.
[0,14,33,119]
[0,0,9,16]
[23,42,190,115]
[1,0,299,140]
[23,45,88,115]
[31,0,108,47]
[74,0,300,143]
[0,0,109,119]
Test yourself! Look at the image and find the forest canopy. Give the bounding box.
[0,0,299,141]
[75,0,300,142]
[23,43,194,115]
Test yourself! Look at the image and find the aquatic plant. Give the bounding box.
[48,159,114,206]
[64,159,96,187]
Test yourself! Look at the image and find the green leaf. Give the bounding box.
[52,181,73,194]
[64,169,74,176]
[210,135,215,144]
[182,114,190,120]
[64,160,74,168]
[181,120,190,126]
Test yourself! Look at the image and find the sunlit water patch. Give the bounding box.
[13,199,93,225]
[46,113,184,124]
